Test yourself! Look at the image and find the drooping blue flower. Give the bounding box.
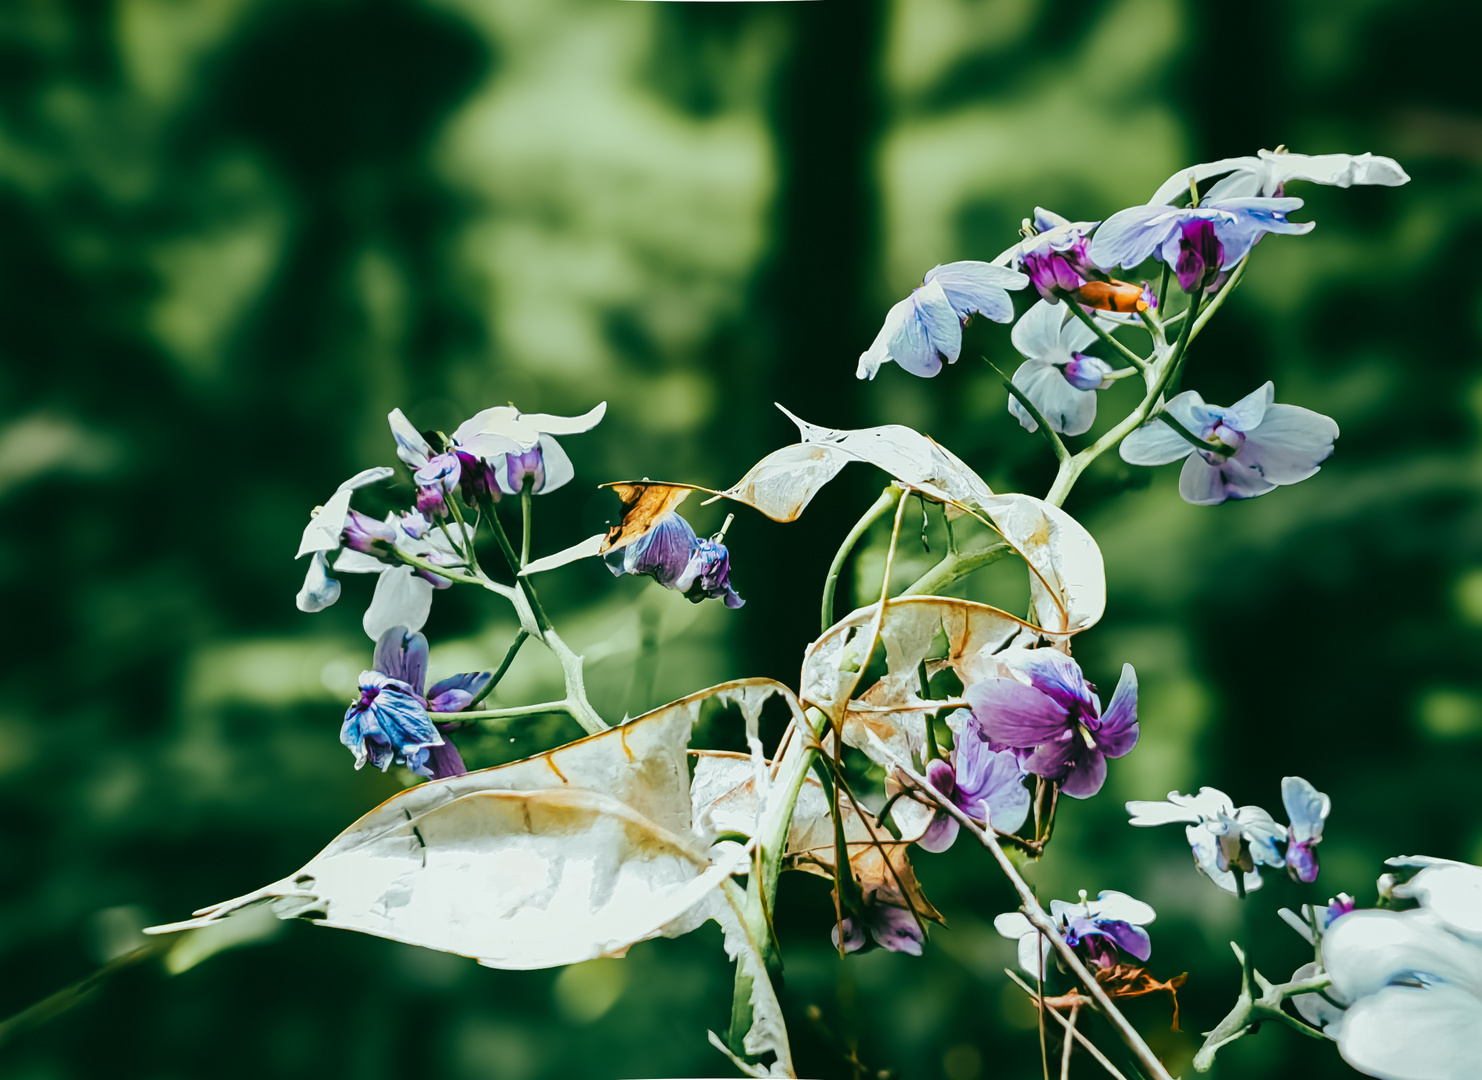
[918,717,1030,852]
[340,626,492,779]
[995,890,1155,976]
[1007,299,1121,437]
[1126,787,1287,895]
[1282,775,1331,883]
[605,512,744,607]
[1147,149,1410,206]
[1119,382,1339,506]
[857,261,1028,380]
[1089,197,1314,290]
[965,647,1138,799]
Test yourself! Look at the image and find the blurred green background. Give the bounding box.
[3,0,1480,1077]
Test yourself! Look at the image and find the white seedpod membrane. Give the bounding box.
[146,678,805,970]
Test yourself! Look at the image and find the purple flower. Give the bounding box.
[857,261,1028,380]
[340,626,492,779]
[606,513,744,607]
[388,409,464,517]
[965,648,1138,799]
[1119,382,1339,506]
[995,890,1155,976]
[333,513,471,639]
[1088,197,1314,289]
[1282,775,1331,884]
[918,719,1030,852]
[832,898,925,956]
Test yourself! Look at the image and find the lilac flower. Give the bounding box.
[340,626,492,779]
[1282,775,1331,883]
[832,897,925,956]
[857,261,1028,380]
[605,513,744,608]
[918,718,1030,853]
[1126,787,1287,895]
[449,402,606,498]
[1148,149,1410,206]
[1318,859,1482,1080]
[294,466,395,613]
[1119,382,1339,506]
[994,890,1155,977]
[997,209,1154,315]
[388,409,463,517]
[964,647,1138,799]
[334,512,472,639]
[1088,197,1314,291]
[1007,299,1121,437]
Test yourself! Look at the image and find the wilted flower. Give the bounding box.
[994,890,1155,976]
[1089,197,1314,291]
[857,261,1028,380]
[1282,775,1332,883]
[448,402,606,498]
[1126,787,1287,895]
[1316,858,1482,1080]
[340,626,492,779]
[965,648,1138,799]
[832,895,926,956]
[294,466,395,613]
[1007,299,1121,437]
[1148,148,1410,206]
[1119,382,1338,506]
[605,512,744,607]
[918,715,1030,852]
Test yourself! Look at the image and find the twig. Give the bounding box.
[1006,971,1131,1080]
[1062,1004,1080,1080]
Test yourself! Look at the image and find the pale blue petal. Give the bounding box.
[1281,776,1331,845]
[1263,149,1410,190]
[924,260,1026,323]
[1337,983,1482,1080]
[337,466,396,493]
[1088,205,1178,270]
[1010,299,1066,360]
[295,552,341,612]
[858,297,912,379]
[1224,381,1275,432]
[297,487,354,557]
[1179,454,1276,505]
[363,566,433,640]
[388,409,432,469]
[911,277,963,362]
[1120,418,1194,467]
[1089,891,1155,926]
[534,434,575,494]
[1240,403,1339,485]
[1019,363,1096,437]
[1147,157,1260,206]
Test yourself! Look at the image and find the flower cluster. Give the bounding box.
[1126,776,1331,894]
[996,889,1156,976]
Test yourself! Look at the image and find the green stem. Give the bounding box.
[520,481,533,568]
[1192,943,1332,1072]
[438,699,573,723]
[1064,296,1148,372]
[902,544,1010,596]
[1188,256,1248,344]
[821,486,901,633]
[466,630,529,710]
[991,361,1068,464]
[392,549,480,586]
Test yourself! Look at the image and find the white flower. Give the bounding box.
[1147,149,1410,206]
[1321,859,1482,1080]
[449,402,606,496]
[294,467,394,613]
[1007,299,1120,437]
[1126,787,1285,895]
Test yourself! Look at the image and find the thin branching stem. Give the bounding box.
[821,486,901,632]
[1064,297,1147,373]
[1006,971,1131,1080]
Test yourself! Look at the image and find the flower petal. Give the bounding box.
[1395,863,1482,940]
[1336,983,1482,1080]
[1241,403,1339,485]
[1089,204,1179,270]
[924,260,1026,323]
[911,277,963,363]
[1089,891,1156,926]
[1224,381,1275,432]
[1010,298,1067,360]
[1125,799,1204,827]
[533,434,575,494]
[1094,664,1139,758]
[1120,403,1199,467]
[363,567,434,640]
[1098,919,1152,962]
[296,552,341,612]
[297,487,355,557]
[1260,149,1410,191]
[388,408,433,469]
[916,813,959,854]
[518,401,607,437]
[373,626,429,694]
[965,677,1069,748]
[1281,776,1331,844]
[1179,454,1276,506]
[871,905,926,955]
[1013,360,1097,437]
[1147,157,1261,206]
[1058,749,1106,798]
[1326,909,1482,1000]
